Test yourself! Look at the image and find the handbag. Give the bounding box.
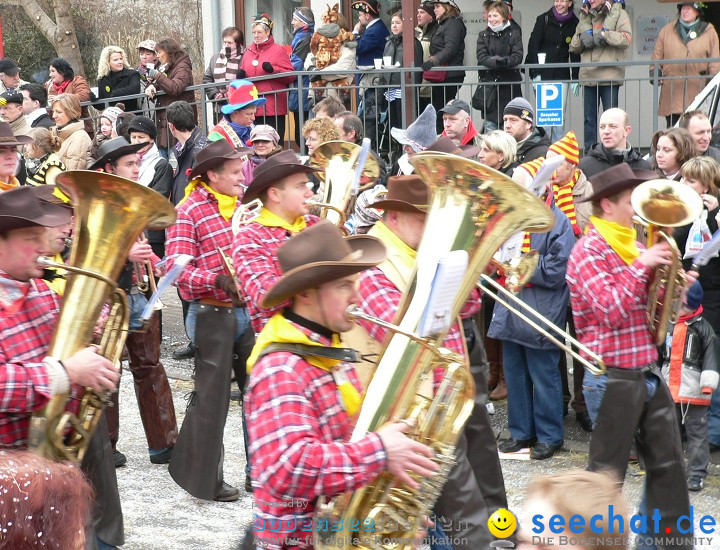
[423,67,447,83]
[471,79,498,113]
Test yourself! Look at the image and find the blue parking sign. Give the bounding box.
[536,83,564,127]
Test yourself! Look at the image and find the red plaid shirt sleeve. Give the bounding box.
[0,280,58,447]
[566,228,657,368]
[246,327,385,547]
[165,186,234,302]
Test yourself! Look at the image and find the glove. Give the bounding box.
[310,73,323,82]
[580,29,595,49]
[421,60,434,72]
[593,30,608,48]
[236,68,247,79]
[147,68,158,79]
[262,61,274,73]
[570,82,581,96]
[214,274,242,305]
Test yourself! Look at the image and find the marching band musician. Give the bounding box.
[354,175,497,547]
[89,137,178,468]
[244,221,437,549]
[566,163,694,550]
[0,185,123,549]
[232,149,321,335]
[165,140,256,502]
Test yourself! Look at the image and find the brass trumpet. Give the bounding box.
[631,179,703,346]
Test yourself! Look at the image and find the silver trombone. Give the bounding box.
[479,269,607,376]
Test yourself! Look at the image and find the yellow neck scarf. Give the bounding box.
[180,180,237,221]
[254,207,307,233]
[590,215,640,265]
[247,312,361,416]
[0,176,20,192]
[368,221,416,288]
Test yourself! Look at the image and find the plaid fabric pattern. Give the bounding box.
[232,215,320,334]
[357,266,479,368]
[0,277,58,447]
[165,184,235,302]
[246,320,386,549]
[566,227,657,369]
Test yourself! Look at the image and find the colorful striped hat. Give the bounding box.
[548,131,580,165]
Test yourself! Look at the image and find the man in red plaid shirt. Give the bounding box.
[245,221,437,550]
[0,185,122,548]
[355,175,497,548]
[566,163,693,549]
[166,140,256,502]
[232,149,321,335]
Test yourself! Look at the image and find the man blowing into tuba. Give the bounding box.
[0,185,122,548]
[566,163,694,550]
[244,221,437,549]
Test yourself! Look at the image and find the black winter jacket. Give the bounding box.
[578,142,652,179]
[474,23,523,127]
[429,16,466,80]
[171,127,210,205]
[525,8,580,81]
[516,127,550,163]
[97,68,141,113]
[381,33,424,87]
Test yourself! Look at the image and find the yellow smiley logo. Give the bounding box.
[488,508,517,539]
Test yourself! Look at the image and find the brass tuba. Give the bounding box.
[308,140,381,226]
[314,153,555,550]
[27,171,177,463]
[631,179,703,346]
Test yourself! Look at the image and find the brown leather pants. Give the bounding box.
[107,311,178,451]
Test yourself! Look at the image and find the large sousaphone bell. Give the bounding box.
[28,171,177,463]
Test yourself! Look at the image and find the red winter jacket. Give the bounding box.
[241,36,295,116]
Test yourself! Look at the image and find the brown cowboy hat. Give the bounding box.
[426,136,480,159]
[261,220,386,308]
[0,121,32,148]
[188,140,252,181]
[89,137,145,171]
[369,175,429,213]
[33,184,73,210]
[242,149,319,204]
[0,186,72,232]
[577,164,658,203]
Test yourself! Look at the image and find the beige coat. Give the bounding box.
[569,7,632,85]
[651,20,720,117]
[55,121,91,170]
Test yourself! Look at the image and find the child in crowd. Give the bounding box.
[660,281,719,492]
[89,103,124,164]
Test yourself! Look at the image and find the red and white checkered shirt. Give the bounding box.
[165,184,235,302]
[357,267,479,357]
[246,319,386,549]
[0,277,57,447]
[566,227,657,369]
[232,215,320,334]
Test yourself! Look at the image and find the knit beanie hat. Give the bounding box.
[419,2,436,18]
[685,281,704,310]
[100,104,125,126]
[548,131,580,165]
[503,97,534,125]
[127,115,158,140]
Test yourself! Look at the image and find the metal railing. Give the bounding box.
[78,57,720,159]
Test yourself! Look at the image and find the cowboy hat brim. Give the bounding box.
[89,142,146,171]
[261,236,386,308]
[188,146,253,181]
[0,186,72,233]
[221,97,267,115]
[368,198,428,213]
[577,169,658,203]
[242,163,320,204]
[0,135,33,147]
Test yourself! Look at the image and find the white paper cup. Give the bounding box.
[383,56,392,67]
[537,53,546,65]
[374,58,383,70]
